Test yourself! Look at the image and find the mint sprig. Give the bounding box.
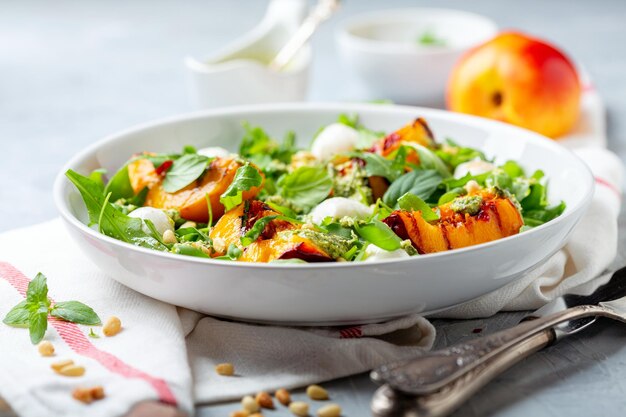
[2,273,101,344]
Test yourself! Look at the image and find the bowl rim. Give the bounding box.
[336,7,498,55]
[53,102,594,270]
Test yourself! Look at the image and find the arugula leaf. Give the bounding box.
[183,145,197,154]
[104,164,135,202]
[355,219,402,251]
[524,202,566,225]
[241,216,278,246]
[438,190,462,205]
[410,144,451,178]
[227,244,243,260]
[89,168,107,191]
[398,193,440,222]
[171,244,211,258]
[51,301,102,325]
[239,122,276,157]
[220,163,264,212]
[277,166,333,211]
[29,307,48,345]
[162,154,211,193]
[383,169,442,207]
[436,139,488,170]
[2,300,30,327]
[66,170,167,250]
[500,160,526,178]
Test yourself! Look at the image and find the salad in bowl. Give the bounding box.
[66,115,564,264]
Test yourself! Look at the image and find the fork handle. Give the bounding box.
[371,329,554,417]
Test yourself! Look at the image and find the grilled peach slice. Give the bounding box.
[127,157,263,223]
[383,191,523,254]
[371,118,436,159]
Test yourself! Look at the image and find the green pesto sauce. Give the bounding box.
[332,164,373,205]
[450,195,483,216]
[281,229,354,259]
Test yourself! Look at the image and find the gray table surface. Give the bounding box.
[1,0,625,416]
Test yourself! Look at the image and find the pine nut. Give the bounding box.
[242,395,260,413]
[289,401,309,417]
[90,386,105,400]
[163,229,177,244]
[103,316,122,337]
[72,386,105,404]
[180,221,197,229]
[255,391,274,409]
[58,364,85,377]
[215,362,235,376]
[306,385,328,400]
[51,359,74,372]
[275,388,291,406]
[317,404,341,417]
[38,341,55,356]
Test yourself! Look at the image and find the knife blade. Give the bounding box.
[371,266,626,396]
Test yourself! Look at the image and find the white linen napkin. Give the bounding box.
[0,88,622,415]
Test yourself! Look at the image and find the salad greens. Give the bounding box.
[66,114,566,263]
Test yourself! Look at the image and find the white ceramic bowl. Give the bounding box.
[337,8,498,105]
[53,103,593,325]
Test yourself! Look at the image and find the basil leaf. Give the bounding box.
[220,163,264,212]
[26,273,49,305]
[355,219,402,251]
[398,193,440,222]
[104,164,135,202]
[355,152,402,182]
[51,301,102,325]
[162,154,211,193]
[383,169,442,207]
[438,190,461,205]
[28,306,48,344]
[411,144,451,178]
[241,215,278,247]
[3,300,31,327]
[277,166,333,211]
[66,170,167,251]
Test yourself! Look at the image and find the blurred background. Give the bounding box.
[1,0,625,231]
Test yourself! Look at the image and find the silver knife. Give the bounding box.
[370,266,626,417]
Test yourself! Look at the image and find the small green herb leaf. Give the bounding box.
[162,154,211,193]
[277,166,333,211]
[51,301,102,325]
[241,216,278,247]
[29,307,48,345]
[88,328,100,338]
[398,193,440,222]
[227,244,243,260]
[26,273,49,305]
[2,300,31,327]
[104,164,135,202]
[383,169,442,207]
[220,163,264,212]
[355,219,402,251]
[354,152,402,182]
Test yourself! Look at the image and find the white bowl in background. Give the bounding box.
[54,103,592,325]
[337,8,498,106]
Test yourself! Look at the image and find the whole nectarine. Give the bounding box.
[447,31,581,138]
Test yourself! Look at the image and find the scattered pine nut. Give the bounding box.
[180,221,197,229]
[275,388,291,406]
[58,364,85,377]
[215,362,235,376]
[242,395,260,413]
[255,391,274,409]
[306,384,329,400]
[317,404,341,417]
[229,411,250,417]
[72,386,105,404]
[38,341,55,356]
[162,229,177,244]
[51,359,74,372]
[289,401,309,417]
[103,316,122,337]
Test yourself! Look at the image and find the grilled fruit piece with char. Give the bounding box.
[370,117,436,159]
[383,191,523,254]
[127,156,263,223]
[210,200,351,262]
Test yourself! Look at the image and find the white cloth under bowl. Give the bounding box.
[0,92,623,417]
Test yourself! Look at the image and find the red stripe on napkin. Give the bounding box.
[339,326,363,338]
[0,262,177,406]
[595,176,621,198]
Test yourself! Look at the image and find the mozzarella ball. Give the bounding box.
[454,159,496,178]
[311,123,359,160]
[309,197,372,224]
[128,207,174,236]
[363,244,410,262]
[197,146,231,158]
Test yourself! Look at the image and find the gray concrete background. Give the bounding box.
[1,0,625,416]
